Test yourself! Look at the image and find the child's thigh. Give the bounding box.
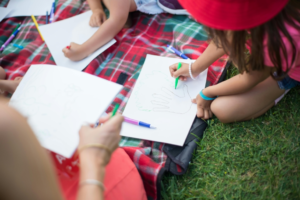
[211,76,285,123]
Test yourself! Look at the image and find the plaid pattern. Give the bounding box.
[0,0,228,199]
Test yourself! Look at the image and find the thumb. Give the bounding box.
[79,123,92,134]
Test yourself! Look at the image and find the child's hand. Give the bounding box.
[169,62,190,81]
[89,9,107,27]
[62,42,87,61]
[192,94,213,120]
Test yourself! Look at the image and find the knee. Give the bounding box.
[0,67,6,80]
[211,98,235,124]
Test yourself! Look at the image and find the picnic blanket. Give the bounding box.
[0,0,228,199]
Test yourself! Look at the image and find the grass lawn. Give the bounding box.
[161,66,300,199]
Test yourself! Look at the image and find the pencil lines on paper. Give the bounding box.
[151,85,192,114]
[134,70,192,114]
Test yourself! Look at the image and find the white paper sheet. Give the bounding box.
[10,64,122,158]
[5,0,53,18]
[39,11,116,71]
[121,55,208,146]
[0,7,12,22]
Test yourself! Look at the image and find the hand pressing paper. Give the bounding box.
[121,55,208,146]
[39,11,116,71]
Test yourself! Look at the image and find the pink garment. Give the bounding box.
[263,22,300,81]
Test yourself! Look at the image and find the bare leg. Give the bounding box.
[0,102,63,200]
[211,76,285,123]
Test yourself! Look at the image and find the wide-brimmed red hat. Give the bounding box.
[179,0,289,30]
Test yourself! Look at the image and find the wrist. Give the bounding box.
[200,88,217,100]
[191,63,200,78]
[92,7,104,13]
[202,88,215,98]
[80,148,108,168]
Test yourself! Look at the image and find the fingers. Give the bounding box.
[204,109,209,120]
[180,77,187,81]
[192,98,204,118]
[62,46,70,57]
[79,123,92,134]
[90,14,105,27]
[102,114,124,132]
[14,77,22,81]
[191,98,196,104]
[169,63,178,77]
[196,105,204,118]
[102,13,107,22]
[209,110,213,118]
[98,114,111,124]
[95,16,102,26]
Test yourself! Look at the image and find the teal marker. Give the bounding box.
[175,62,182,89]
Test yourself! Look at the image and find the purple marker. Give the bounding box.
[0,26,22,52]
[124,117,156,129]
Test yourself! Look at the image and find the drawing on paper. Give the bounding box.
[134,70,192,114]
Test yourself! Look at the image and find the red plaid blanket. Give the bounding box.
[0,0,228,199]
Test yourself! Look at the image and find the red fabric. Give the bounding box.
[178,0,289,30]
[59,148,147,200]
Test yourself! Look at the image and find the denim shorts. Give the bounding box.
[134,0,164,14]
[277,75,300,90]
[274,74,300,105]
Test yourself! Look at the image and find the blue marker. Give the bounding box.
[167,44,189,59]
[49,2,55,23]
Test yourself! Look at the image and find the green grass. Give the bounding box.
[161,66,300,200]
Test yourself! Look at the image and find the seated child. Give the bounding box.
[62,0,164,61]
[170,0,300,123]
[0,67,22,95]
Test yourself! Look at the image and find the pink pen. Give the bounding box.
[124,117,156,129]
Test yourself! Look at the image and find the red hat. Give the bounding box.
[179,0,289,30]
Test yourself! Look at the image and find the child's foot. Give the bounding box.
[0,77,23,95]
[157,0,190,15]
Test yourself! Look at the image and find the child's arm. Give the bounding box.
[169,41,225,81]
[194,67,272,119]
[63,0,131,61]
[203,67,271,97]
[87,0,106,27]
